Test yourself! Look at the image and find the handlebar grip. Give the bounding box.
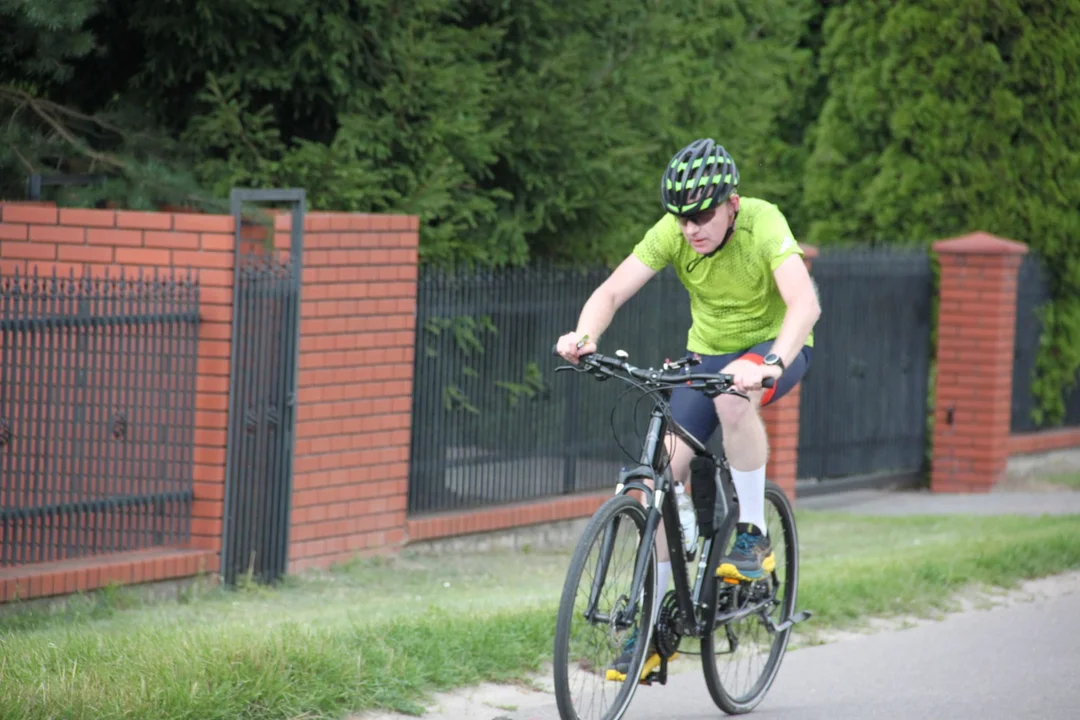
[762,376,776,389]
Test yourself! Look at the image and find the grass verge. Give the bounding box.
[2,511,1079,719]
[1047,472,1080,490]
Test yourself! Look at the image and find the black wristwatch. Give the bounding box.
[763,353,785,372]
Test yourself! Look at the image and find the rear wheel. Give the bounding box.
[701,480,799,714]
[553,494,657,720]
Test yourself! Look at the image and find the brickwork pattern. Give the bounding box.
[285,213,420,571]
[1,547,216,603]
[1010,427,1080,456]
[931,233,1028,492]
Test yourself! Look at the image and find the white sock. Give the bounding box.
[654,560,672,622]
[731,465,767,535]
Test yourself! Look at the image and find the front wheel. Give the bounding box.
[701,480,800,715]
[553,494,657,720]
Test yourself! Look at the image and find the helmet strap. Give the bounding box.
[717,209,739,251]
[685,209,739,273]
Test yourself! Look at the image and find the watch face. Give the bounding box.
[764,353,779,365]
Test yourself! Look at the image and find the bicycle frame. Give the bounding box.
[586,389,741,640]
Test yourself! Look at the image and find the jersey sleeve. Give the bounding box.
[756,205,804,271]
[631,216,678,271]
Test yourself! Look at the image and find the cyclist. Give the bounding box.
[555,137,820,679]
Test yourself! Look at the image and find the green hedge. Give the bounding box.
[4,0,1078,422]
[802,0,1080,426]
[1,0,817,268]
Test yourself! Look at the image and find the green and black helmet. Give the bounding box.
[660,138,739,217]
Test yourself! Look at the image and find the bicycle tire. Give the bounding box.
[700,480,799,715]
[553,494,657,720]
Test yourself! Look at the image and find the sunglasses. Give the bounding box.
[678,207,717,226]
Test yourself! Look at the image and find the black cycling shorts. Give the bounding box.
[669,340,813,446]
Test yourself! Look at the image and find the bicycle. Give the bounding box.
[550,346,812,720]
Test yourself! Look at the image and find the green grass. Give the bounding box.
[2,510,1079,719]
[1047,472,1080,490]
[796,512,1080,627]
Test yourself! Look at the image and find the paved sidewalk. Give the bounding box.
[798,487,1080,516]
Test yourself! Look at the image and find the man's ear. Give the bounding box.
[730,193,740,212]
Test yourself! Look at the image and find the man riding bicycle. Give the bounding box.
[555,138,821,677]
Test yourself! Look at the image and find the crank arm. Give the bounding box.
[764,610,814,633]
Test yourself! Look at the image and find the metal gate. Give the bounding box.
[797,246,935,488]
[222,189,305,585]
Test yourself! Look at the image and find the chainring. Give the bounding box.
[654,590,682,658]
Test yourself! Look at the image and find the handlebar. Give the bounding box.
[551,344,774,399]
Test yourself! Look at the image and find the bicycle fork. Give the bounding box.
[581,490,664,631]
[583,514,624,625]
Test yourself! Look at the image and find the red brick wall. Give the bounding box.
[285,212,419,571]
[1010,427,1080,455]
[931,232,1028,492]
[0,203,233,581]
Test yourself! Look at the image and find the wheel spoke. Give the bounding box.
[554,495,656,720]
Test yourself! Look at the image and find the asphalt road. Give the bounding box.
[629,589,1080,720]
[490,575,1080,720]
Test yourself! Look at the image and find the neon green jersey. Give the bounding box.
[631,197,810,355]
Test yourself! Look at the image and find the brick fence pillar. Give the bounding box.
[761,243,818,504]
[286,212,419,571]
[931,232,1028,492]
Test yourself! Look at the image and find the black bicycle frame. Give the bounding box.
[586,393,741,638]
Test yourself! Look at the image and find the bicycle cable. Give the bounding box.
[606,372,678,478]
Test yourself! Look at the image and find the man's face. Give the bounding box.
[678,194,739,255]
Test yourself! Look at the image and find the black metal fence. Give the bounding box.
[408,248,939,515]
[1011,252,1080,431]
[0,266,200,567]
[796,247,934,483]
[408,264,693,515]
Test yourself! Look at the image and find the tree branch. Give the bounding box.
[0,85,127,170]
